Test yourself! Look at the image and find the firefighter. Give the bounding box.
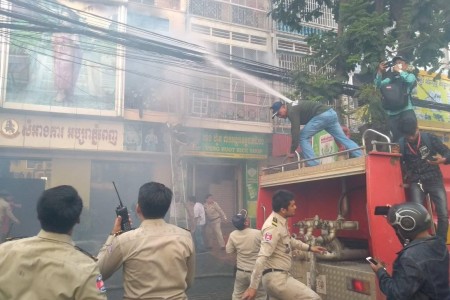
[0,185,107,299]
[242,190,327,300]
[97,182,195,299]
[0,190,20,243]
[369,202,449,300]
[204,193,227,249]
[226,210,266,300]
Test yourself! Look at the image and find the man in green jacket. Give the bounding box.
[374,56,417,142]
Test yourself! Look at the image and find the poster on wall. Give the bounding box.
[414,71,450,124]
[245,161,259,223]
[2,0,120,113]
[312,130,339,164]
[123,122,164,152]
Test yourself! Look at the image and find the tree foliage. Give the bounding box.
[272,0,449,79]
[272,0,449,133]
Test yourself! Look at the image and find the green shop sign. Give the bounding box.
[185,129,268,159]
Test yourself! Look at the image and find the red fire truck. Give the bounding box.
[256,126,450,300]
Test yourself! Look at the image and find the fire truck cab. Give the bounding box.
[256,130,450,300]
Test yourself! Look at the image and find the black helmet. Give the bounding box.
[387,203,432,245]
[232,209,248,230]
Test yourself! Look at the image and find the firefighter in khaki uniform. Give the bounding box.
[97,182,195,300]
[204,194,228,249]
[0,190,20,242]
[243,190,326,300]
[226,210,267,300]
[0,185,107,300]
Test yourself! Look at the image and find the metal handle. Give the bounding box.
[280,150,301,171]
[261,205,266,223]
[361,129,391,152]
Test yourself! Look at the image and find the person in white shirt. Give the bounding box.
[191,196,206,253]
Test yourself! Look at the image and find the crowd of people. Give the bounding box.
[0,57,449,300]
[1,181,447,300]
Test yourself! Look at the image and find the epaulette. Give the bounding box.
[5,236,28,241]
[75,245,98,262]
[272,217,278,227]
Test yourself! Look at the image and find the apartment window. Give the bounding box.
[190,0,268,29]
[190,0,222,19]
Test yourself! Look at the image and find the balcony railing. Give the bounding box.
[129,0,181,10]
[189,0,269,30]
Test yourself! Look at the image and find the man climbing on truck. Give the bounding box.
[398,116,450,240]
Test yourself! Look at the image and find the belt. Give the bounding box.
[236,268,252,273]
[262,268,285,276]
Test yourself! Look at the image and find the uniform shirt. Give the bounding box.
[0,197,19,225]
[204,201,226,223]
[0,230,106,300]
[249,211,310,289]
[287,101,330,153]
[226,227,261,271]
[194,202,206,226]
[97,219,195,300]
[184,202,195,230]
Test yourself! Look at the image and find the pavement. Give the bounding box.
[105,247,236,300]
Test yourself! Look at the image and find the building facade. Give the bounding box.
[0,0,336,238]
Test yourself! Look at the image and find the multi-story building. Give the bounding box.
[0,0,337,237]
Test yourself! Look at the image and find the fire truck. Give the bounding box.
[256,123,450,300]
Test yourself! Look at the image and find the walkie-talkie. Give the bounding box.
[112,181,132,232]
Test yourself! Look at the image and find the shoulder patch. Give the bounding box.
[75,245,98,262]
[272,217,278,227]
[96,274,107,293]
[263,232,273,242]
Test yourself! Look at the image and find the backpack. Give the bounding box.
[380,78,409,110]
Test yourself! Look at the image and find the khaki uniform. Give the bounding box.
[249,212,321,300]
[226,228,266,300]
[0,230,107,300]
[97,219,195,300]
[184,201,196,232]
[204,201,227,248]
[0,197,19,242]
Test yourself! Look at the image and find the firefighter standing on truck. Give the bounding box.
[242,189,327,300]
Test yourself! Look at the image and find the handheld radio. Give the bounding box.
[112,181,132,232]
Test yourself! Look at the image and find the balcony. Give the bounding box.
[189,94,270,123]
[129,0,181,10]
[189,0,269,30]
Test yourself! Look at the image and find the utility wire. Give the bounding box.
[0,0,290,81]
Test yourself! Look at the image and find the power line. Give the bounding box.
[0,0,290,81]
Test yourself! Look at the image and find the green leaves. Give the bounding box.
[271,0,449,133]
[271,0,450,79]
